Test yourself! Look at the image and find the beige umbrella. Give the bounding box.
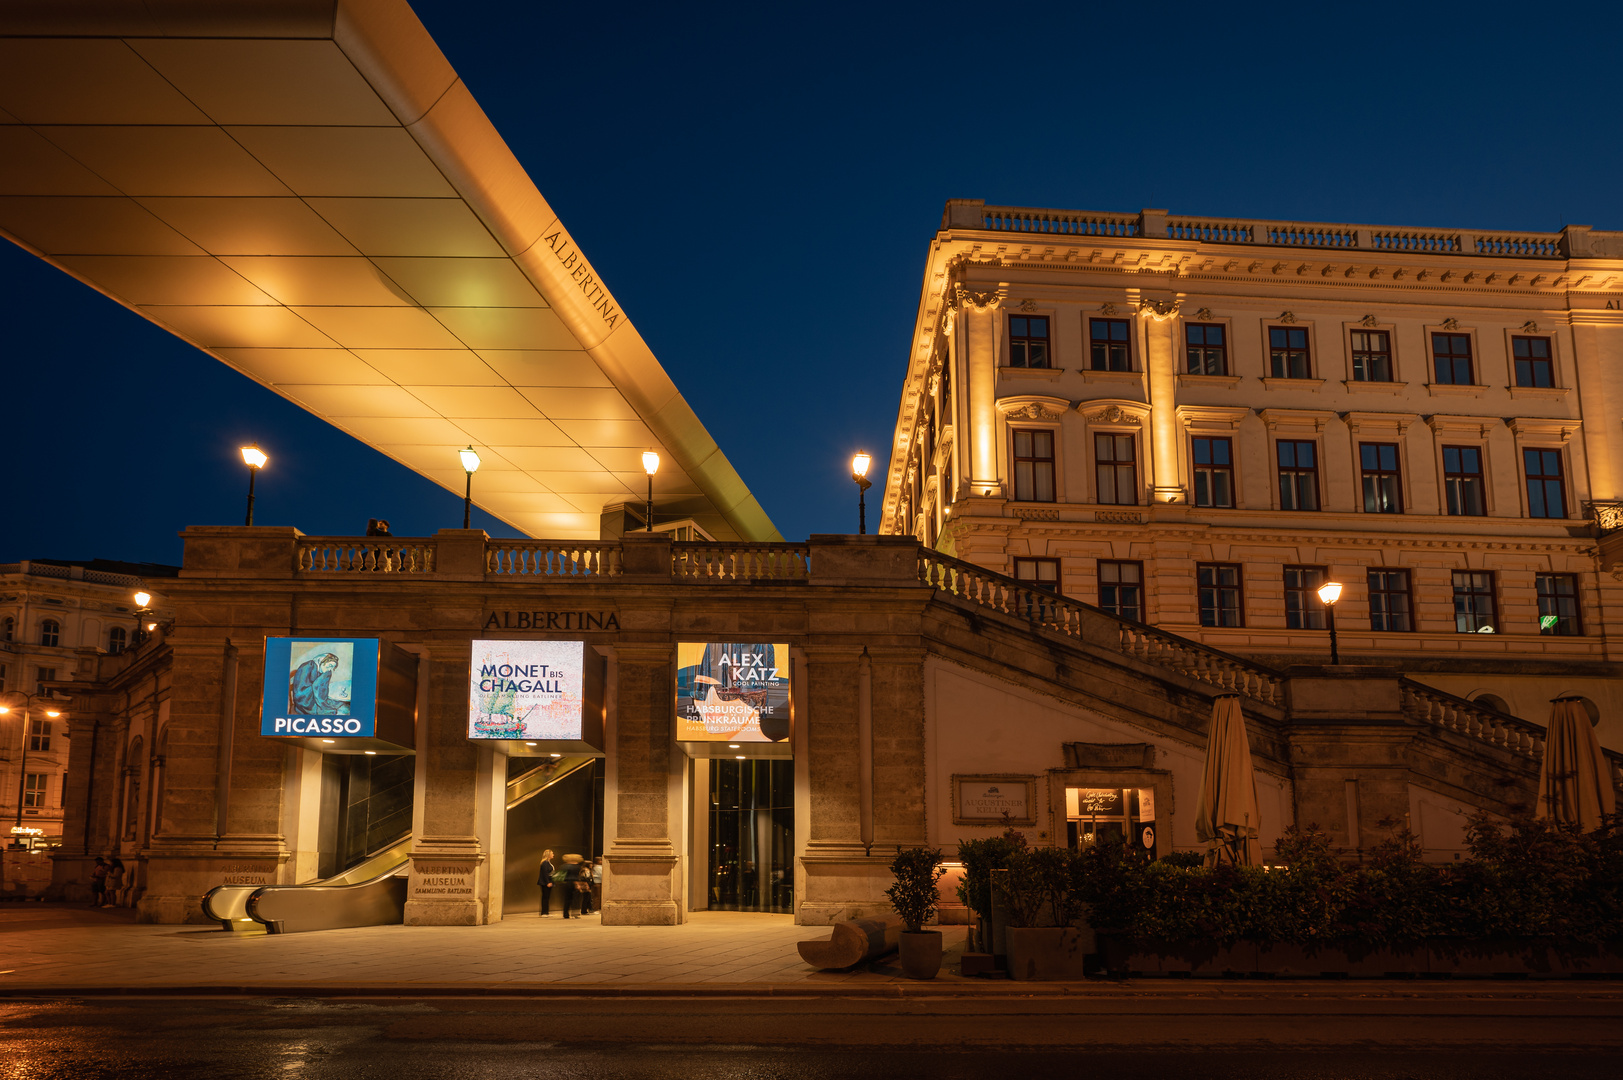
[1195,694,1262,866]
[1537,697,1615,831]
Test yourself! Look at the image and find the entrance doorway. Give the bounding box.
[708,758,793,913]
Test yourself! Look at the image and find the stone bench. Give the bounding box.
[797,916,904,969]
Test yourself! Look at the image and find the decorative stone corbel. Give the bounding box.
[1277,311,1297,324]
[1360,314,1380,328]
[1138,298,1182,322]
[1441,317,1461,331]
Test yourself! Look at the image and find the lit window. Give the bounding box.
[1012,429,1056,502]
[1013,557,1061,594]
[108,626,128,655]
[1442,446,1486,516]
[29,717,51,753]
[1360,443,1403,514]
[1095,434,1137,505]
[1451,571,1497,633]
[1284,566,1328,630]
[23,773,47,809]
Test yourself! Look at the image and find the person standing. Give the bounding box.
[560,854,583,919]
[537,850,556,917]
[590,857,604,916]
[104,857,126,907]
[89,857,108,907]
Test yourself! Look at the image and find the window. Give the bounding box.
[0,663,6,692]
[1185,323,1227,375]
[1098,561,1143,621]
[35,667,55,697]
[1523,448,1567,518]
[1269,326,1311,378]
[39,619,60,647]
[1090,318,1132,371]
[1452,571,1497,633]
[1284,565,1328,630]
[1512,336,1554,388]
[1197,563,1243,627]
[1350,329,1393,382]
[23,773,47,809]
[1,616,12,641]
[1432,333,1474,385]
[1442,446,1486,516]
[941,458,953,508]
[1094,433,1137,505]
[1537,573,1581,636]
[1360,443,1403,513]
[29,717,51,752]
[108,626,127,654]
[1276,440,1320,511]
[1191,437,1234,508]
[1013,557,1061,594]
[1008,315,1050,368]
[1367,569,1413,631]
[1011,429,1056,502]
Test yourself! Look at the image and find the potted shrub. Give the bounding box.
[998,844,1094,980]
[887,846,947,979]
[956,831,1026,955]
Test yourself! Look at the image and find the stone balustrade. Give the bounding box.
[1400,680,1546,759]
[486,541,620,577]
[672,542,809,582]
[296,539,436,573]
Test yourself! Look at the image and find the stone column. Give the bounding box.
[601,642,680,925]
[1141,300,1185,503]
[961,286,1005,496]
[404,644,486,925]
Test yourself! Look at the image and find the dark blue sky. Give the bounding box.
[3,0,1620,565]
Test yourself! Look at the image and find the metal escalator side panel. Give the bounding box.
[323,836,413,886]
[201,884,259,931]
[244,861,410,934]
[505,755,596,810]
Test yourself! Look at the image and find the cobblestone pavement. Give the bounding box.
[0,903,975,992]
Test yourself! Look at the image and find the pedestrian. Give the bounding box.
[561,854,584,919]
[537,849,556,917]
[89,857,108,907]
[104,857,126,907]
[590,856,604,915]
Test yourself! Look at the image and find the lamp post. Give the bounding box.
[459,446,481,529]
[1317,580,1344,665]
[0,692,63,848]
[641,451,660,531]
[131,590,152,649]
[239,444,267,526]
[851,452,873,535]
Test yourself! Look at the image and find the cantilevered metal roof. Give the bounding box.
[0,0,779,542]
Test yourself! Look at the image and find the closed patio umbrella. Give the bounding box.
[1537,697,1615,831]
[1195,694,1262,866]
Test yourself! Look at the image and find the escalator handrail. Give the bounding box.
[244,857,409,932]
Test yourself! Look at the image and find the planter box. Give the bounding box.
[1006,926,1093,981]
[1101,934,1623,978]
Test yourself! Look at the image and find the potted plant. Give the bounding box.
[887,846,947,979]
[998,845,1094,980]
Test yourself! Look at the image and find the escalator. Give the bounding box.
[200,754,597,933]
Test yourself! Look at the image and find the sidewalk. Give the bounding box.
[4,904,1623,1000]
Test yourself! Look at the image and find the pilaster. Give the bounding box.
[602,642,680,925]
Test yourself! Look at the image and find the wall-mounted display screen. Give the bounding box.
[261,638,380,737]
[469,640,586,741]
[675,643,790,743]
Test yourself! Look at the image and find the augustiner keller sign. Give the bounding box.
[483,610,619,631]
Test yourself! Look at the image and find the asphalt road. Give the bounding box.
[2,994,1619,1079]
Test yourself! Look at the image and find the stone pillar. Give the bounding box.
[404,645,486,925]
[601,642,681,925]
[1141,302,1185,503]
[962,287,1004,496]
[869,645,927,847]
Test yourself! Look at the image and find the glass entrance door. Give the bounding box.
[708,758,793,913]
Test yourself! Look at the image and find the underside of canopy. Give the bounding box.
[0,0,779,542]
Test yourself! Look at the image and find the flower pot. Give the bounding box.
[1006,926,1092,981]
[900,930,943,980]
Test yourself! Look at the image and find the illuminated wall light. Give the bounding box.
[550,752,561,758]
[364,750,377,755]
[321,738,335,744]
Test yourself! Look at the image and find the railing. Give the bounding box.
[1166,218,1252,244]
[1370,229,1461,254]
[297,539,436,573]
[1584,500,1623,536]
[1262,222,1360,250]
[1399,681,1545,760]
[918,550,1285,706]
[487,541,620,577]
[980,206,1139,238]
[673,543,809,582]
[1476,232,1564,258]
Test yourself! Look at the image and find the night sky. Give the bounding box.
[3,1,1620,566]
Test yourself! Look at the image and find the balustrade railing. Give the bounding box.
[486,541,620,577]
[673,542,809,582]
[1475,232,1564,258]
[1399,681,1545,760]
[918,550,1284,706]
[297,539,436,573]
[980,206,1139,238]
[1370,229,1461,254]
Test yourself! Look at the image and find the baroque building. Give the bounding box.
[881,202,1623,751]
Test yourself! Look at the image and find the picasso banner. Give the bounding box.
[261,637,380,737]
[675,642,790,743]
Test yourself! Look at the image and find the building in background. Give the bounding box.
[882,201,1623,747]
[0,559,176,849]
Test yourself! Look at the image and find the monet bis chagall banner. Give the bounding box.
[468,640,586,741]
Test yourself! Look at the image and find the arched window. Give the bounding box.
[1576,697,1601,727]
[40,619,60,647]
[108,627,127,654]
[1473,693,1511,715]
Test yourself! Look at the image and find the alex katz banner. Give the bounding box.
[261,637,380,737]
[469,640,586,741]
[675,642,790,743]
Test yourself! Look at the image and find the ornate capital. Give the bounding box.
[1138,298,1182,322]
[956,284,1000,313]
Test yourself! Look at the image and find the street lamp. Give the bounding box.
[132,590,153,649]
[0,692,64,848]
[459,446,481,529]
[851,452,873,535]
[239,444,268,526]
[641,451,660,532]
[1317,580,1344,665]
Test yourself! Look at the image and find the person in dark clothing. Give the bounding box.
[537,849,556,917]
[561,855,584,919]
[89,857,108,906]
